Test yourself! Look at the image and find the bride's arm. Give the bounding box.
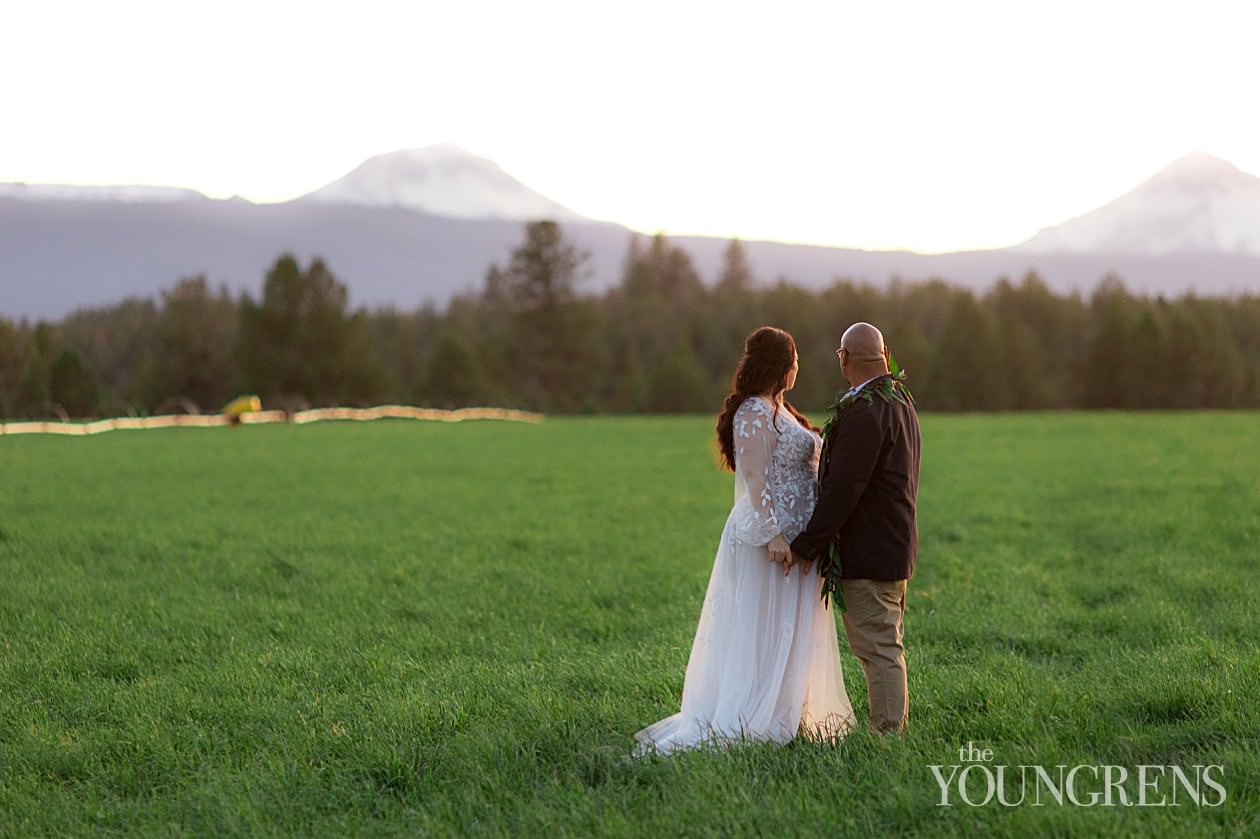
[731,398,783,549]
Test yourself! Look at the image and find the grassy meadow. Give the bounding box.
[1,412,1258,837]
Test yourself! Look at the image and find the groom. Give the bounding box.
[788,322,921,733]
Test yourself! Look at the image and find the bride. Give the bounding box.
[635,326,854,755]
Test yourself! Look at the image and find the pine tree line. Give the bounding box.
[3,221,1259,419]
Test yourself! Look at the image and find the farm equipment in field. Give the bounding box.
[222,395,262,425]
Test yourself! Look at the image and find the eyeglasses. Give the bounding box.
[835,347,886,362]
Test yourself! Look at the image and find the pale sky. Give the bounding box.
[3,0,1258,253]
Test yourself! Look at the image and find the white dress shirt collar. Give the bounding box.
[844,373,885,399]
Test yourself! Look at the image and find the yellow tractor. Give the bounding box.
[222,395,261,425]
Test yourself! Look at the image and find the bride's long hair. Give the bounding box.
[716,326,817,472]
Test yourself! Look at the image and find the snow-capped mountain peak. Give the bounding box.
[1016,152,1260,256]
[299,144,583,222]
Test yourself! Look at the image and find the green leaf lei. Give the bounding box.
[815,353,914,610]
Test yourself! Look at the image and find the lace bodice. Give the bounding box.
[730,395,822,545]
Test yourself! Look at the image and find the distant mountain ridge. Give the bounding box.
[2,148,1259,319]
[0,183,207,203]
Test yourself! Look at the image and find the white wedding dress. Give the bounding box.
[635,395,854,755]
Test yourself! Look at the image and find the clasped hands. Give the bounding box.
[767,534,810,576]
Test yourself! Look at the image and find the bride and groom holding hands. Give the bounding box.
[635,322,921,755]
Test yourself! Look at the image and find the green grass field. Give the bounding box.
[1,413,1258,837]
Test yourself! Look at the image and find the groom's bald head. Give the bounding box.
[840,322,886,361]
[839,322,890,386]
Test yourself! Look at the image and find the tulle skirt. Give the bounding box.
[634,516,855,755]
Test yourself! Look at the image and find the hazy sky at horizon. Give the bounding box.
[3,0,1258,252]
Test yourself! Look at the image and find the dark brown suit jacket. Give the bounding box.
[790,376,921,580]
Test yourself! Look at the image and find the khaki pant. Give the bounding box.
[840,578,908,733]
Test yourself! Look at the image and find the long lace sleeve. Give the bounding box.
[731,397,781,546]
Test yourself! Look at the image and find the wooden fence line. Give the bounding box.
[0,405,543,436]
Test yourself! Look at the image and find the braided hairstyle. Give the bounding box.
[716,326,817,472]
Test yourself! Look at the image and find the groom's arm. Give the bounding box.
[790,404,884,564]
